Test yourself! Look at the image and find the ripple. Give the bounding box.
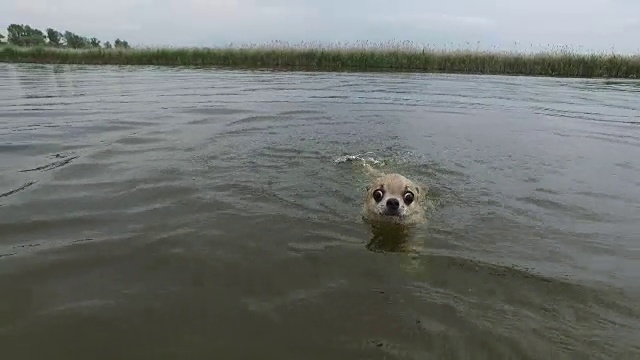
[18,155,79,173]
[0,180,37,199]
[1,63,639,359]
[181,106,252,115]
[523,196,622,230]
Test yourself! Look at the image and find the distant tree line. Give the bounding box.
[0,24,130,49]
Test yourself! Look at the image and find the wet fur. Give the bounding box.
[361,163,427,225]
[360,162,427,266]
[362,163,428,255]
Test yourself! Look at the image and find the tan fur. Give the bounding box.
[362,169,427,225]
[359,162,428,262]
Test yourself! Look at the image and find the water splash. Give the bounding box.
[333,152,385,166]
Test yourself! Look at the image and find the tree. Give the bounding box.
[5,23,114,49]
[64,31,90,49]
[7,24,25,45]
[114,38,130,49]
[90,37,101,48]
[46,28,63,47]
[7,24,46,46]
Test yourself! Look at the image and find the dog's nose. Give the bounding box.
[386,198,400,210]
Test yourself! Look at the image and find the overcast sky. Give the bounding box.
[2,0,639,53]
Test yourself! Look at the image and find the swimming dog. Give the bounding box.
[362,163,426,225]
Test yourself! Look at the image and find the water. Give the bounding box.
[1,63,639,359]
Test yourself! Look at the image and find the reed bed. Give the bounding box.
[1,41,639,78]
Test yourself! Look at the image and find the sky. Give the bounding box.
[1,0,639,54]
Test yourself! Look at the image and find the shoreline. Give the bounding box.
[1,45,639,79]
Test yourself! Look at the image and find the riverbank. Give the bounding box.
[1,43,639,78]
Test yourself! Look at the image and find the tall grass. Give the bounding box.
[1,41,639,78]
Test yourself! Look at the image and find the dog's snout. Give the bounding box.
[386,198,400,210]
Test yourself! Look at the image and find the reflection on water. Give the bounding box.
[366,222,416,254]
[0,63,639,359]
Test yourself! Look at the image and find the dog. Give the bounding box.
[361,163,426,225]
[358,162,428,256]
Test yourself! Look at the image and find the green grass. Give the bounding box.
[1,41,639,78]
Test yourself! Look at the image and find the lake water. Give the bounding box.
[1,63,639,359]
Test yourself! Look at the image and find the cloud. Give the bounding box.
[369,12,494,29]
[0,0,638,53]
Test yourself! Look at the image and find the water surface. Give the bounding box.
[1,63,639,359]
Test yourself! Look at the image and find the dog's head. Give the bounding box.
[363,173,424,224]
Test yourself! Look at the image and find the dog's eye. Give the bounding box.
[403,191,414,204]
[372,189,384,202]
